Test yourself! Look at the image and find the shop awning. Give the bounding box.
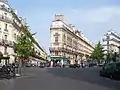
[0,57,10,59]
[51,57,69,61]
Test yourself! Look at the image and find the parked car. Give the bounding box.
[99,62,120,80]
[89,63,97,67]
[26,63,32,67]
[69,64,80,68]
[46,63,50,67]
[39,63,46,68]
[98,63,104,67]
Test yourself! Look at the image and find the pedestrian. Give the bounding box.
[81,62,83,68]
[61,60,64,68]
[12,63,16,77]
[0,63,2,69]
[50,61,53,68]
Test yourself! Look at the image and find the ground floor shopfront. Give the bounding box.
[0,51,10,66]
[29,56,47,66]
[50,48,90,65]
[50,57,70,67]
[50,53,90,66]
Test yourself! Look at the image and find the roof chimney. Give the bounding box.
[54,14,64,21]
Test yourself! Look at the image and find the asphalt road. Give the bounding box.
[0,67,120,90]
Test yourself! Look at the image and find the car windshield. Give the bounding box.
[105,63,115,69]
[116,63,120,69]
[0,0,120,90]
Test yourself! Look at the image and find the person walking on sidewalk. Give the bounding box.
[11,63,16,77]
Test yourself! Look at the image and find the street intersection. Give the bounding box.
[0,67,120,90]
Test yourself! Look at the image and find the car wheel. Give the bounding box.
[99,71,103,76]
[109,74,113,79]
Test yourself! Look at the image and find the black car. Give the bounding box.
[69,64,80,68]
[99,62,120,80]
[89,63,97,67]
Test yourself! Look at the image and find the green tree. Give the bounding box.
[90,41,104,63]
[16,26,33,65]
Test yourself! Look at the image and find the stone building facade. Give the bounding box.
[50,15,94,64]
[0,0,47,65]
[103,30,120,54]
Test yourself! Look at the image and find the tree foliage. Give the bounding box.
[16,26,33,60]
[90,41,104,62]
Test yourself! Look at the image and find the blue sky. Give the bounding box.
[8,0,120,53]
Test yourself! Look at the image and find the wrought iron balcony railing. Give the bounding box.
[0,15,12,23]
[0,39,14,47]
[0,6,11,12]
[3,39,9,45]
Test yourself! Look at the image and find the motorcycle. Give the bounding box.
[0,65,15,79]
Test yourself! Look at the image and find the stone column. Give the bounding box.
[70,56,74,64]
[50,61,53,68]
[77,55,80,64]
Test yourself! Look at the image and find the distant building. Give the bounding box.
[50,14,94,65]
[103,30,120,54]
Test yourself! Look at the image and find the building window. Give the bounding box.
[5,35,7,40]
[4,24,8,32]
[55,52,58,56]
[4,46,7,53]
[38,52,40,55]
[14,33,16,39]
[2,15,4,19]
[63,34,66,43]
[4,13,7,15]
[55,36,58,43]
[5,24,7,29]
[54,33,60,43]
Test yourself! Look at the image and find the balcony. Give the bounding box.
[50,47,85,55]
[8,41,14,47]
[0,6,10,12]
[0,15,12,23]
[30,51,47,61]
[50,47,61,52]
[3,39,9,45]
[12,20,21,30]
[0,39,14,47]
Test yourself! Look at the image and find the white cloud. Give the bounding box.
[69,6,120,23]
[20,6,120,52]
[64,6,120,44]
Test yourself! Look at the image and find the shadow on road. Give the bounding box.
[46,67,120,90]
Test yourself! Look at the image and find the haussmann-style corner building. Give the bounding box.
[0,0,47,66]
[50,14,94,65]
